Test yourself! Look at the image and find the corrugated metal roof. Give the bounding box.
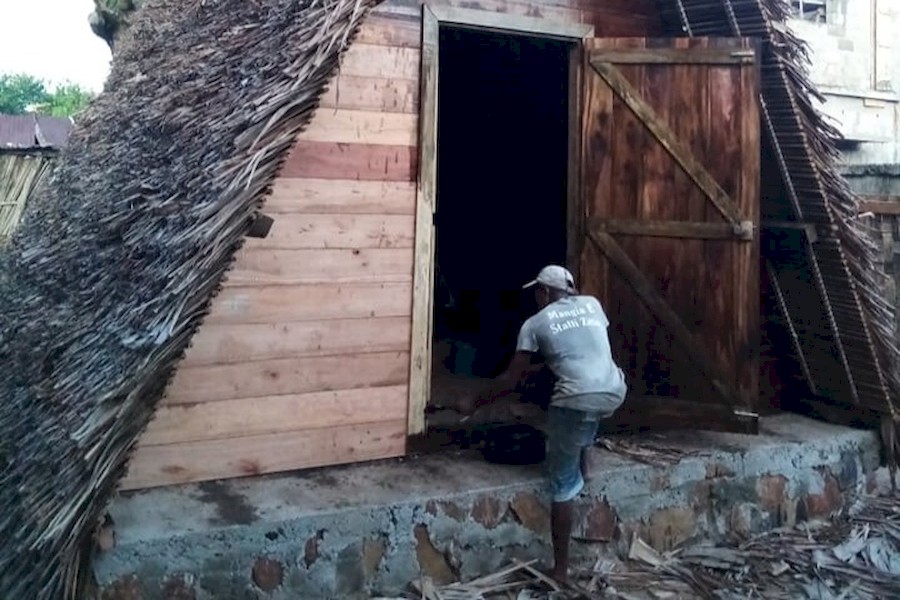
[35,116,72,148]
[0,115,36,149]
[0,115,72,150]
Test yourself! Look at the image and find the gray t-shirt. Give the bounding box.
[516,295,626,415]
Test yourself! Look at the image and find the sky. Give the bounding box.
[0,0,111,92]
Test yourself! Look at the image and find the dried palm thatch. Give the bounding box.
[657,0,900,470]
[612,496,900,599]
[0,152,56,242]
[412,559,599,600]
[0,0,375,597]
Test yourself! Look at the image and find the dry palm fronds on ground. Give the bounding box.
[0,0,374,597]
[611,496,900,600]
[409,559,602,600]
[401,495,900,600]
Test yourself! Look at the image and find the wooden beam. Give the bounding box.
[283,141,416,182]
[140,386,409,446]
[588,230,744,410]
[765,260,818,396]
[790,396,882,430]
[761,220,821,242]
[604,396,759,435]
[207,282,412,325]
[407,6,439,437]
[429,6,594,40]
[266,179,416,215]
[859,198,900,215]
[592,218,753,240]
[298,108,417,146]
[590,48,755,65]
[339,43,421,80]
[182,317,411,366]
[164,351,410,405]
[567,43,585,272]
[228,248,413,286]
[415,397,760,452]
[244,214,414,250]
[589,59,744,226]
[123,419,407,490]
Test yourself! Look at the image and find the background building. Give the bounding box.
[790,0,899,164]
[0,113,71,242]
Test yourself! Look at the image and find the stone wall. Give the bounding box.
[94,416,885,600]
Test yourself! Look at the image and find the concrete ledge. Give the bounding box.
[841,163,900,177]
[96,415,884,599]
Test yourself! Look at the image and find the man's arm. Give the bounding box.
[467,351,534,413]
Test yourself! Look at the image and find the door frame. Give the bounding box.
[407,6,594,436]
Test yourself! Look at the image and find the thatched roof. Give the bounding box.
[0,0,373,596]
[0,0,897,597]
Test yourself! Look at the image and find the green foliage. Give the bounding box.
[0,73,50,115]
[0,73,94,117]
[45,83,95,117]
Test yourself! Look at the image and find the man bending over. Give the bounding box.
[463,265,627,582]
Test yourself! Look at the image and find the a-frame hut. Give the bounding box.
[116,0,899,490]
[1,0,898,596]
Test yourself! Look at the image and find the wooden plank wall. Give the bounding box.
[122,0,662,490]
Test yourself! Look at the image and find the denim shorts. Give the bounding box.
[546,405,600,503]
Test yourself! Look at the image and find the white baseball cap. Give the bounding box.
[523,265,577,294]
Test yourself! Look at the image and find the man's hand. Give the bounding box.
[457,391,489,416]
[456,352,534,416]
[457,393,478,416]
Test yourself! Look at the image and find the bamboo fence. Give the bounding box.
[0,152,56,242]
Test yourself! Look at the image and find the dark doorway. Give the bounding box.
[430,25,571,412]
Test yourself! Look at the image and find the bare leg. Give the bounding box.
[580,447,594,483]
[549,500,574,582]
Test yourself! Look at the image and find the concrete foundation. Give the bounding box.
[95,414,889,600]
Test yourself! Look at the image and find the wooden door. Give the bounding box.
[578,38,760,433]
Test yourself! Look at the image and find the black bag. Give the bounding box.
[479,423,546,465]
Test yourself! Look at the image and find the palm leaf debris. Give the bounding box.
[411,496,900,600]
[610,495,900,599]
